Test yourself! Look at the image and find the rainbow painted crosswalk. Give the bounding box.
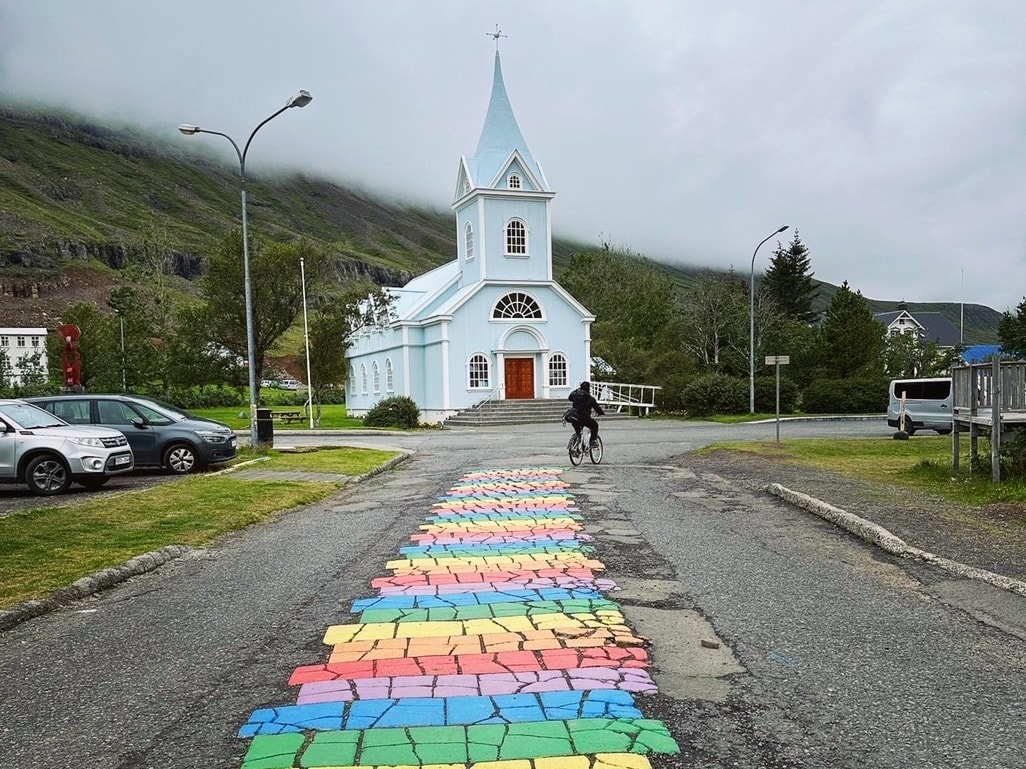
[239,468,680,768]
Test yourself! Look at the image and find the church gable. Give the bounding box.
[490,151,545,192]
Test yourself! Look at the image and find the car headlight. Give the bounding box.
[68,436,105,449]
[197,431,228,444]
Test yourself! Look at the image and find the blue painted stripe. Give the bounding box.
[352,587,604,612]
[240,690,641,735]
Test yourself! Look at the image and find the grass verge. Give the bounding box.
[0,447,400,609]
[701,435,1026,507]
[191,404,364,430]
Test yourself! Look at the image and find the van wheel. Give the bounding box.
[26,454,72,496]
[936,428,952,435]
[164,443,199,474]
[904,422,917,436]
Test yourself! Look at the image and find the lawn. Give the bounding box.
[702,434,1026,507]
[0,446,401,609]
[191,403,365,430]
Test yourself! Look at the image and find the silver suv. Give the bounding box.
[0,398,135,496]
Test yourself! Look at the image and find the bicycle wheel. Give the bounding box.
[588,434,604,464]
[568,435,584,466]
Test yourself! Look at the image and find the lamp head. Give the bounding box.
[178,124,200,135]
[777,225,790,233]
[287,90,313,108]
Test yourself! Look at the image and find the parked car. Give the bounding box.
[887,377,953,436]
[0,398,134,495]
[25,393,237,474]
[279,378,301,391]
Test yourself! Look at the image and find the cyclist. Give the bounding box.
[567,381,605,448]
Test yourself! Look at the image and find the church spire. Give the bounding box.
[470,52,547,190]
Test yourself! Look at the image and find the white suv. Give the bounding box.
[0,398,135,496]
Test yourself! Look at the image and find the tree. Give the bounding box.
[762,230,818,323]
[816,281,886,380]
[199,229,327,401]
[998,297,1026,358]
[300,283,393,424]
[559,247,683,383]
[882,331,957,378]
[679,270,749,373]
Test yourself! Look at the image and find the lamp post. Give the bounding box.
[179,89,313,446]
[300,256,314,429]
[118,311,126,392]
[750,225,790,414]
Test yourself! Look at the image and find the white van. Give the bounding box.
[887,377,953,436]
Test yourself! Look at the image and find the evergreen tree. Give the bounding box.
[817,281,886,379]
[998,297,1026,358]
[762,230,818,323]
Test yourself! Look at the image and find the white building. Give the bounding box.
[346,52,595,423]
[0,327,49,386]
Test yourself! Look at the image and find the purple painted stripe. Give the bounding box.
[296,667,658,704]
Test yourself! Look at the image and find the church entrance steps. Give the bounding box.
[444,399,635,427]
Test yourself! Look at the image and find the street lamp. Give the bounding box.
[179,89,313,447]
[300,256,314,429]
[750,225,790,414]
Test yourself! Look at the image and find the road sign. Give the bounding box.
[765,355,790,365]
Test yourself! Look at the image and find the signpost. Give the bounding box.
[765,355,790,443]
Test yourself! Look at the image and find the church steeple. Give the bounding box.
[467,52,548,192]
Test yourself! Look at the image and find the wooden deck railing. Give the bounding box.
[951,358,1026,481]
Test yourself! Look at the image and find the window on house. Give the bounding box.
[0,336,8,347]
[16,337,26,347]
[385,358,395,392]
[468,354,490,389]
[372,361,381,393]
[493,292,542,319]
[548,353,568,387]
[505,219,527,256]
[508,173,521,189]
[31,337,40,348]
[465,222,474,261]
[361,364,368,394]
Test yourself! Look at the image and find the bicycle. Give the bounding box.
[567,428,603,466]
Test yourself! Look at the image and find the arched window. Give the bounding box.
[461,176,470,195]
[505,218,527,256]
[372,361,381,393]
[507,173,522,189]
[548,353,568,387]
[464,221,474,261]
[493,292,542,320]
[360,364,368,394]
[468,354,490,389]
[385,358,395,392]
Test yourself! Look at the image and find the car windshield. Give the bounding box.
[0,402,69,430]
[128,396,193,421]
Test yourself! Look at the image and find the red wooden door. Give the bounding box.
[505,358,535,399]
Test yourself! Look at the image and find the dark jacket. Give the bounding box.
[568,387,605,419]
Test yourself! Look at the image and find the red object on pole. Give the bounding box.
[59,324,82,388]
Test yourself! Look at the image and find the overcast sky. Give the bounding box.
[2,1,1024,312]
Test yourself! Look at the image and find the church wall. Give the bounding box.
[480,197,550,282]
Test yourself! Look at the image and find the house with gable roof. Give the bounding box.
[345,52,595,424]
[874,302,962,348]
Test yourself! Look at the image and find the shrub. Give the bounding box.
[365,396,420,428]
[680,374,747,417]
[801,378,888,414]
[754,375,798,413]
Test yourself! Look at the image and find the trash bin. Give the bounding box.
[256,407,274,447]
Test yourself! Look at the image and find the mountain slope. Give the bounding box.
[0,108,1001,343]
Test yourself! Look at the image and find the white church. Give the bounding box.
[345,51,595,424]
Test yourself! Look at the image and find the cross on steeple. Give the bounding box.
[486,24,507,51]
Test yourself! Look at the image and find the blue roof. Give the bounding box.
[962,344,1002,363]
[468,53,547,190]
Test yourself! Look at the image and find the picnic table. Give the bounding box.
[273,409,306,425]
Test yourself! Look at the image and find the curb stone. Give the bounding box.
[0,452,412,632]
[766,482,1026,599]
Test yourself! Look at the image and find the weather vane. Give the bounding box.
[486,24,507,51]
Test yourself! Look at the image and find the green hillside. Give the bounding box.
[0,107,1001,343]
